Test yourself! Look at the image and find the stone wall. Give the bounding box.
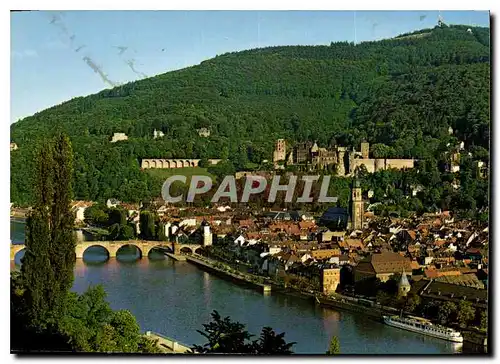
[141,158,221,169]
[385,159,415,170]
[349,158,415,175]
[350,158,376,173]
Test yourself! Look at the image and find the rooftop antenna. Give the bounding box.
[438,10,444,27]
[354,11,357,45]
[467,13,474,33]
[257,11,261,48]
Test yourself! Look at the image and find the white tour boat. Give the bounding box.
[383,315,464,343]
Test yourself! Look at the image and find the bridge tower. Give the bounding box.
[201,220,213,247]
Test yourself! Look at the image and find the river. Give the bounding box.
[10,221,470,354]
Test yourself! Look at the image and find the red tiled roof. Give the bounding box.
[298,221,315,230]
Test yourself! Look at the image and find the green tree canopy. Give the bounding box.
[326,335,340,355]
[192,310,295,354]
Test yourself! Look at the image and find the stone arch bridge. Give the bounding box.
[141,159,221,169]
[10,241,203,260]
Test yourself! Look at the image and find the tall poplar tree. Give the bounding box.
[21,133,75,328]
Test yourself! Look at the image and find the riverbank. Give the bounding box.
[186,255,486,348]
[10,216,26,224]
[462,330,488,347]
[165,252,186,261]
[186,255,271,294]
[145,331,192,354]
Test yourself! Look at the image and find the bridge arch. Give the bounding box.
[143,160,150,169]
[116,244,143,260]
[183,160,189,168]
[151,160,157,168]
[176,160,183,168]
[12,246,26,264]
[80,244,111,261]
[166,160,172,168]
[180,246,193,254]
[144,244,173,257]
[194,247,204,255]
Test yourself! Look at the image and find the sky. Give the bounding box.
[10,10,490,124]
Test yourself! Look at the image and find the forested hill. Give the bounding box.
[11,24,490,206]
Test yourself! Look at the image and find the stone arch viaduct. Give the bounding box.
[141,159,222,169]
[10,241,203,260]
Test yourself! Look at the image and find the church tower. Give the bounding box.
[351,178,363,230]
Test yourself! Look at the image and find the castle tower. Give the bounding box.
[351,178,363,230]
[273,139,286,164]
[398,269,411,297]
[201,220,213,247]
[361,142,370,159]
[336,147,346,176]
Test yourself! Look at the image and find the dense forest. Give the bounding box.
[10,24,490,217]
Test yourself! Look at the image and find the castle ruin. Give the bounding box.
[272,140,415,176]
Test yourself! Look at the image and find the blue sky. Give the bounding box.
[10,10,490,124]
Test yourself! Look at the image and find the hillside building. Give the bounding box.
[153,129,164,139]
[197,128,210,138]
[111,133,128,143]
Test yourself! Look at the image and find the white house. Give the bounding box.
[106,198,121,208]
[234,235,245,246]
[110,133,128,143]
[328,256,340,265]
[153,129,164,139]
[446,242,458,252]
[179,218,197,227]
[301,253,313,263]
[424,256,434,265]
[268,245,282,255]
[71,201,94,223]
[157,205,169,216]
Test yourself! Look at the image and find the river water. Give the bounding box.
[11,221,469,354]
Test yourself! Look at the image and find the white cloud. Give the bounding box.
[44,39,68,50]
[11,49,39,59]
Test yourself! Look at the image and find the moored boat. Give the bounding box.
[383,315,463,343]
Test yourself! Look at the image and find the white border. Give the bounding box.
[3,2,497,364]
